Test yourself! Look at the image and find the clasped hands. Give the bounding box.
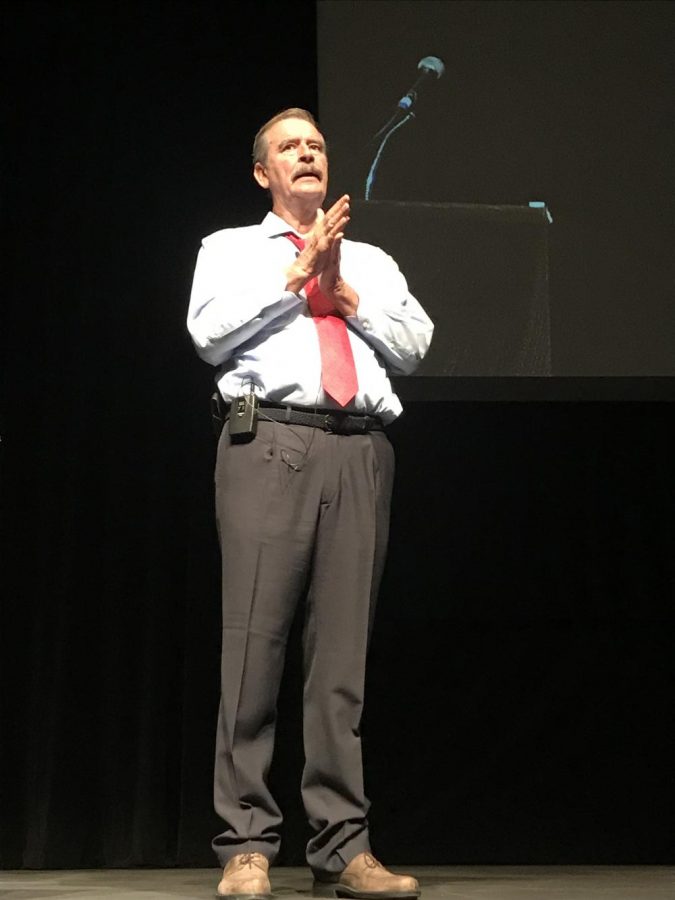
[285,194,359,317]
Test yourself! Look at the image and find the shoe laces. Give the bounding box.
[363,853,384,870]
[237,852,265,871]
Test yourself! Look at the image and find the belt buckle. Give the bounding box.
[324,413,367,435]
[324,413,341,434]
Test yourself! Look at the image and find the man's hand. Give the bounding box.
[317,237,359,317]
[285,195,352,294]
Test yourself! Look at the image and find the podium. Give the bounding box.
[348,200,552,383]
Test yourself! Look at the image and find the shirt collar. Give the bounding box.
[261,211,309,240]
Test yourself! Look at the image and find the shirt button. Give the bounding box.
[362,319,371,330]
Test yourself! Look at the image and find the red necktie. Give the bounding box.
[284,233,359,408]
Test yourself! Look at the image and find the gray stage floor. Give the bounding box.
[0,867,673,900]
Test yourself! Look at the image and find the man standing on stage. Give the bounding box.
[187,108,433,899]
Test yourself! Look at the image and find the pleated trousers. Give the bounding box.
[212,418,394,877]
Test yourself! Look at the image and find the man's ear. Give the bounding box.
[253,162,269,189]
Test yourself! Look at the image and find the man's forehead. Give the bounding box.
[267,118,325,146]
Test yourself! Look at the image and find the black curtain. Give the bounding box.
[2,1,673,868]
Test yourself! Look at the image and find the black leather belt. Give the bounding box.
[256,403,384,435]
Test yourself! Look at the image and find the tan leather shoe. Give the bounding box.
[313,852,420,898]
[216,852,272,899]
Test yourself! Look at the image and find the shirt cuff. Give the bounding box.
[346,294,375,335]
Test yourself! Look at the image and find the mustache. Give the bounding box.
[292,166,322,181]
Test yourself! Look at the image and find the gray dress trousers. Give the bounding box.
[212,417,395,878]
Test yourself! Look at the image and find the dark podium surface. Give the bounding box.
[348,199,552,378]
[350,200,675,401]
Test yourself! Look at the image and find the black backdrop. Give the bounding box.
[1,0,673,870]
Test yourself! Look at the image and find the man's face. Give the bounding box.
[253,117,328,212]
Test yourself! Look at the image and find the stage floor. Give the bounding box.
[0,866,673,899]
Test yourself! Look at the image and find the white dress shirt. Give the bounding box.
[187,212,434,424]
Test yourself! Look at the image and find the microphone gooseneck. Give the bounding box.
[364,55,445,201]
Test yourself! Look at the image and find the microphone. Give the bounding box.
[364,54,445,200]
[397,56,445,110]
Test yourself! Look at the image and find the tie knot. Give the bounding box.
[284,232,305,251]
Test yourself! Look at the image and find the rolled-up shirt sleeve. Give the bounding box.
[187,231,302,367]
[343,243,434,375]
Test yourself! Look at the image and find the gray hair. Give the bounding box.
[252,108,321,165]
